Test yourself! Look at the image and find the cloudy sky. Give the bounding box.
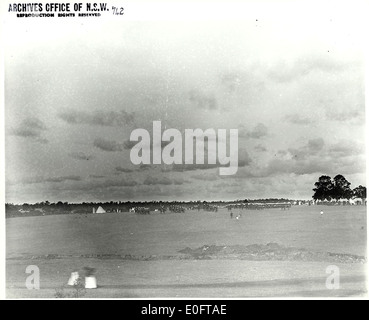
[4,1,367,203]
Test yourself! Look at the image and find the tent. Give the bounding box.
[96,206,106,213]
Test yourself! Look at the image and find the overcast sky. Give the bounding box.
[4,2,367,203]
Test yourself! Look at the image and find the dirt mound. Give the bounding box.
[178,243,366,264]
[7,243,366,264]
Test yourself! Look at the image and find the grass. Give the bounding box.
[6,205,367,298]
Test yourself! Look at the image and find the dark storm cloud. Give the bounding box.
[115,166,134,173]
[327,109,365,124]
[93,138,124,152]
[264,155,365,177]
[286,108,365,126]
[188,90,217,110]
[123,140,137,150]
[259,138,365,177]
[165,150,252,173]
[171,163,219,172]
[45,175,82,183]
[329,141,365,157]
[139,164,152,171]
[265,158,326,176]
[285,113,314,125]
[142,175,185,186]
[267,55,350,83]
[191,173,219,181]
[143,176,173,186]
[288,138,325,160]
[22,118,47,130]
[89,175,105,179]
[59,109,135,127]
[9,117,48,144]
[91,178,138,188]
[254,144,267,152]
[6,177,41,186]
[239,123,268,139]
[8,175,82,185]
[69,152,94,161]
[247,123,268,139]
[157,140,172,149]
[220,73,241,93]
[308,138,325,153]
[173,178,186,185]
[123,138,171,152]
[115,164,152,173]
[238,150,253,167]
[59,178,138,191]
[220,70,266,96]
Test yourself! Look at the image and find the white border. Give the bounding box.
[1,0,368,300]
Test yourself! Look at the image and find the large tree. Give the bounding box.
[331,174,353,200]
[312,175,334,201]
[353,185,367,201]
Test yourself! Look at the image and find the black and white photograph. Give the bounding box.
[1,0,368,301]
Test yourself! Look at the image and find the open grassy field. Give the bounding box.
[6,205,368,298]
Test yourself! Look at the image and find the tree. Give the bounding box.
[312,175,334,201]
[331,175,353,200]
[353,185,367,201]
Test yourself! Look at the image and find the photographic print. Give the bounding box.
[2,1,367,301]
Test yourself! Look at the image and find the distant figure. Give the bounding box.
[83,267,97,289]
[230,212,233,219]
[320,210,324,216]
[68,272,80,286]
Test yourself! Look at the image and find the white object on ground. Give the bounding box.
[85,276,97,289]
[68,272,80,286]
[96,206,106,213]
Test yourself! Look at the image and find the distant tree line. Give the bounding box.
[5,198,307,218]
[313,174,366,202]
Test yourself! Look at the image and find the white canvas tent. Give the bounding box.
[96,206,106,213]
